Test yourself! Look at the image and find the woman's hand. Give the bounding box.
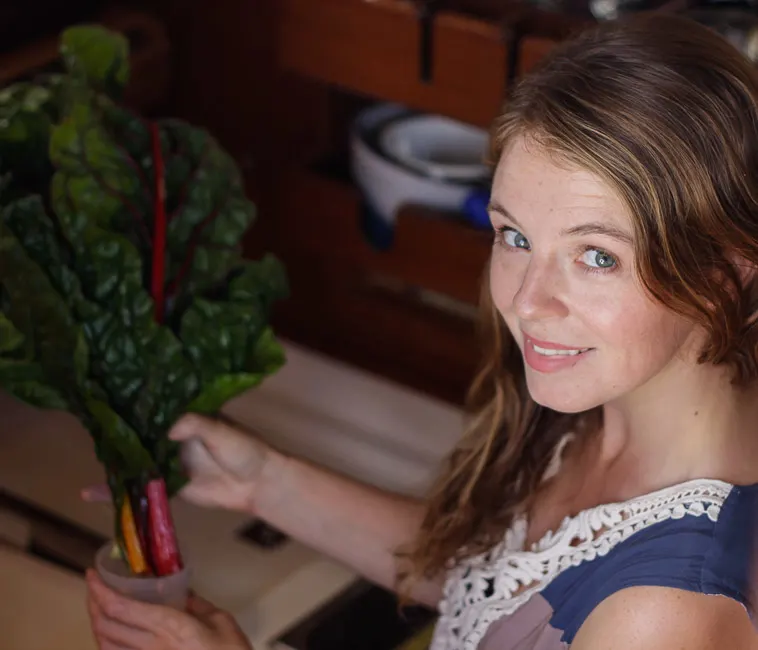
[82,414,277,513]
[167,414,275,512]
[86,569,253,650]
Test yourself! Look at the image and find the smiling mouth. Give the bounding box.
[531,343,591,357]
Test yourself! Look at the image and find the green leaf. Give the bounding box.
[50,102,144,236]
[0,82,60,198]
[179,255,288,409]
[230,255,289,307]
[163,453,189,498]
[0,20,288,518]
[248,327,286,375]
[0,209,88,409]
[188,373,267,415]
[129,327,199,449]
[0,312,68,410]
[60,26,129,99]
[85,398,156,478]
[0,311,23,353]
[2,195,81,299]
[180,299,251,381]
[0,376,69,410]
[160,120,257,309]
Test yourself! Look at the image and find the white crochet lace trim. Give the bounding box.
[430,478,733,650]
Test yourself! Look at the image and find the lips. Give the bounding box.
[522,333,593,373]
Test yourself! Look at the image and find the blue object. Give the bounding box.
[462,189,491,230]
[359,200,394,251]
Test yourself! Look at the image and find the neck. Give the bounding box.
[599,357,758,495]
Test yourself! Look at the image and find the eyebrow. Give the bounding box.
[487,200,633,245]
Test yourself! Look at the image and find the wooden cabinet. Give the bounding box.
[274,165,491,306]
[278,0,511,128]
[265,162,492,403]
[151,0,579,405]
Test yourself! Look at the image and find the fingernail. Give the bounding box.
[170,415,196,439]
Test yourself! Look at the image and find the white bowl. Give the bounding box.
[350,104,484,227]
[378,114,490,182]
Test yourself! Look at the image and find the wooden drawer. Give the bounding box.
[273,163,491,306]
[277,0,510,128]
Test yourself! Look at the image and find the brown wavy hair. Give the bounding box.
[401,13,758,592]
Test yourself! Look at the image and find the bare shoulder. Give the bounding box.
[571,586,758,650]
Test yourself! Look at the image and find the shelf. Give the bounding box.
[277,0,512,128]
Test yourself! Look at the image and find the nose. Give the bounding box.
[512,257,569,322]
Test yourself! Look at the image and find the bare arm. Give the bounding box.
[572,586,758,650]
[254,450,444,608]
[158,415,445,608]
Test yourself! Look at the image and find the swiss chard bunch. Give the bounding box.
[0,26,288,576]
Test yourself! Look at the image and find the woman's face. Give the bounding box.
[489,136,699,413]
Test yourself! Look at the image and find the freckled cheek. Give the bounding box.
[580,294,681,370]
[572,293,633,348]
[489,259,521,319]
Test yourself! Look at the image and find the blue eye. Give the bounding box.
[580,248,617,270]
[501,228,531,251]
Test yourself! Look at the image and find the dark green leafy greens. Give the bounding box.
[0,26,288,509]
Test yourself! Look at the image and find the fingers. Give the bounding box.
[170,414,252,475]
[186,592,219,618]
[87,585,151,650]
[169,414,246,454]
[179,437,226,476]
[86,569,175,633]
[169,413,221,442]
[81,484,111,502]
[91,612,152,649]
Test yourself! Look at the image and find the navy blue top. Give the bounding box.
[544,482,758,644]
[431,480,758,650]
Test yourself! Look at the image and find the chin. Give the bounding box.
[524,371,606,414]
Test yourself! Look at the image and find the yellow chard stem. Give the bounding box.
[120,497,149,575]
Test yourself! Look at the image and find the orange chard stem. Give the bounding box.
[120,497,150,575]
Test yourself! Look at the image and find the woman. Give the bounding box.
[85,13,758,650]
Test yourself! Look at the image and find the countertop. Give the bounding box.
[0,339,461,648]
[0,392,356,648]
[0,543,97,650]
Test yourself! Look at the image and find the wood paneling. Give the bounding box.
[278,0,511,128]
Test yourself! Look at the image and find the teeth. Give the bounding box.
[532,343,587,357]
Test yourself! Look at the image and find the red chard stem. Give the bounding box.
[150,122,167,323]
[146,477,183,576]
